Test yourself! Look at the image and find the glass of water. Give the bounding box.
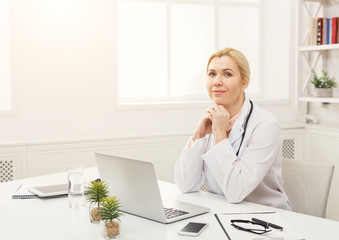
[67,164,84,208]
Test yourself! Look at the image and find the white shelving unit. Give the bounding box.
[296,0,339,104]
[299,96,339,103]
[299,43,339,52]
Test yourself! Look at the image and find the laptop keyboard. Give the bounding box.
[164,207,189,219]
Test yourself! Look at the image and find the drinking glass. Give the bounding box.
[67,164,84,208]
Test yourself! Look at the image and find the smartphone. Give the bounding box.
[178,222,208,237]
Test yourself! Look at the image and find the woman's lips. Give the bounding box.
[212,90,226,95]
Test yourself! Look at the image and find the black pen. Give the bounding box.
[252,218,283,231]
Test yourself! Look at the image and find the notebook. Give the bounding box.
[95,153,210,224]
[12,184,68,199]
[12,184,39,199]
[215,211,304,240]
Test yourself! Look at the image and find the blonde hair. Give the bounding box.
[206,48,250,86]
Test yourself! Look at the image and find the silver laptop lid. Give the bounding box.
[95,153,167,223]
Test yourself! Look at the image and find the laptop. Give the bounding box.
[95,153,210,224]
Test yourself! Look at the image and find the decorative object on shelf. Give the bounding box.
[310,70,337,97]
[86,179,109,223]
[308,17,339,46]
[100,196,123,239]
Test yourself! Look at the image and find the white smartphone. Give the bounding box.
[178,222,208,237]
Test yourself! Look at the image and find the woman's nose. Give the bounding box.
[213,75,222,86]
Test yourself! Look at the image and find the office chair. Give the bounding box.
[282,158,335,218]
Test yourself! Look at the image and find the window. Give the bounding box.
[117,0,291,105]
[117,0,261,104]
[0,0,11,111]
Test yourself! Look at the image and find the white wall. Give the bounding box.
[5,0,200,141]
[0,0,302,143]
[0,0,11,110]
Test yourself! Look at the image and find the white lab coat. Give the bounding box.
[175,98,291,210]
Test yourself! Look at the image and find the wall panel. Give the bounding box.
[0,146,26,181]
[25,135,189,183]
[304,126,339,221]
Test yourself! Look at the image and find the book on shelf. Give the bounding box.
[310,17,339,46]
[317,18,323,45]
[308,18,318,46]
[333,17,338,44]
[328,18,332,44]
[323,18,328,45]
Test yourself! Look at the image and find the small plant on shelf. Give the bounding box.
[100,196,123,239]
[310,70,337,97]
[86,180,109,223]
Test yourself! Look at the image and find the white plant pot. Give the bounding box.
[311,88,333,97]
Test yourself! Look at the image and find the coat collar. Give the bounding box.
[228,97,252,145]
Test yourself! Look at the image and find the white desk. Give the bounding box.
[1,167,338,240]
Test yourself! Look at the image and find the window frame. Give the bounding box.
[0,0,12,112]
[115,0,263,106]
[114,0,294,109]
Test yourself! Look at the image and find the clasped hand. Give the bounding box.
[192,105,230,144]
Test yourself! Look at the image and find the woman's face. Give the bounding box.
[206,55,247,108]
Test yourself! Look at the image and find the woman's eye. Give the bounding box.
[208,72,216,76]
[224,72,232,77]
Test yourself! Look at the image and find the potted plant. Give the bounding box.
[86,180,109,223]
[100,196,123,239]
[310,70,337,97]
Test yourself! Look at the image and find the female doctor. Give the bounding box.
[174,48,291,210]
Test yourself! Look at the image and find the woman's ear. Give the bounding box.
[241,78,249,91]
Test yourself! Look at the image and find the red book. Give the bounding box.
[332,17,337,44]
[317,18,323,45]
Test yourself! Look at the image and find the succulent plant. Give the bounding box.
[100,196,123,222]
[310,70,337,89]
[86,180,109,208]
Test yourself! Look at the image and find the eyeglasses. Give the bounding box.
[231,219,272,235]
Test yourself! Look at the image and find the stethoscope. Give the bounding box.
[204,100,253,157]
